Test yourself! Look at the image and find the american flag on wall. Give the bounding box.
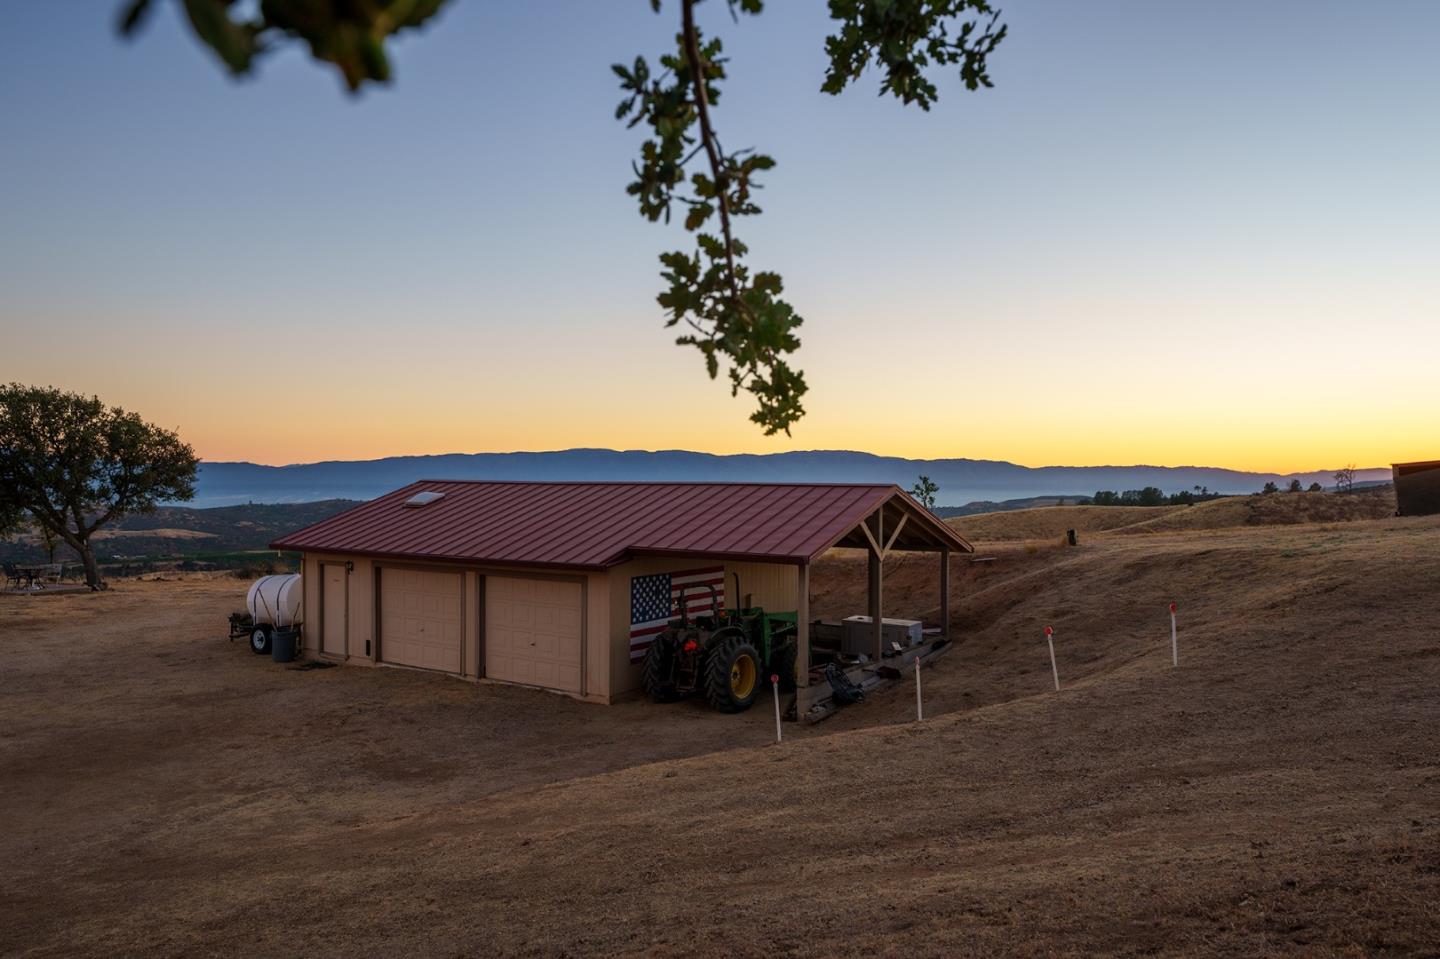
[629,566,726,663]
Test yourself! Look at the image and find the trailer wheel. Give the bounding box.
[249,625,272,655]
[642,636,682,703]
[703,635,761,713]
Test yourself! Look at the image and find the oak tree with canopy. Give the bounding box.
[0,384,199,590]
[0,485,22,541]
[117,0,1007,435]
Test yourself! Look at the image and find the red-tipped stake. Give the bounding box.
[771,673,782,743]
[1169,602,1179,667]
[1045,626,1059,691]
[915,657,924,722]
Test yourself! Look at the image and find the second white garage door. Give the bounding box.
[380,568,464,673]
[485,577,583,694]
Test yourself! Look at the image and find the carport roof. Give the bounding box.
[270,480,973,570]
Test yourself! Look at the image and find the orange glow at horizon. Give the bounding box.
[183,423,1423,476]
[6,288,1434,476]
[104,348,1433,475]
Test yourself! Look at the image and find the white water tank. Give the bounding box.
[246,573,302,628]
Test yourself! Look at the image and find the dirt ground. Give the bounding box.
[3,513,1439,957]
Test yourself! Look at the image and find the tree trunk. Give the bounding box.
[77,540,104,590]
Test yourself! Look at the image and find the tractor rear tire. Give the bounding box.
[703,634,762,713]
[642,637,682,703]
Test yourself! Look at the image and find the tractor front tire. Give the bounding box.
[703,635,762,713]
[770,639,798,692]
[642,638,682,703]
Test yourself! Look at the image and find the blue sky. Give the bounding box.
[2,1,1437,469]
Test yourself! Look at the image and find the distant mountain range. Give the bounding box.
[190,450,1392,509]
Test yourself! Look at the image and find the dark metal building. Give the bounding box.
[1392,460,1440,516]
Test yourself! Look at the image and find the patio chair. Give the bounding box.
[4,562,28,590]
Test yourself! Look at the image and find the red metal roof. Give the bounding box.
[270,480,971,569]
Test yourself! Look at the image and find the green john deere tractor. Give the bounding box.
[641,575,798,713]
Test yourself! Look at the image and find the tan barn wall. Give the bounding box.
[724,561,799,612]
[463,569,480,679]
[301,555,318,653]
[606,556,800,698]
[297,553,611,703]
[584,571,612,700]
[301,553,377,664]
[298,550,804,702]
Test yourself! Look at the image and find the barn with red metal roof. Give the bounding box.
[271,480,971,707]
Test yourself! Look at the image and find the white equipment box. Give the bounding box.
[840,615,923,655]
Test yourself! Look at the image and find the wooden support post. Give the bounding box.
[939,547,951,640]
[796,563,810,688]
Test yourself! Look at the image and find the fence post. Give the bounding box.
[1045,626,1059,691]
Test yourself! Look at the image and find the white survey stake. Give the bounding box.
[1045,625,1059,691]
[771,673,782,743]
[915,657,924,721]
[1169,602,1178,667]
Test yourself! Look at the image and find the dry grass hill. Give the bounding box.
[946,487,1395,543]
[947,503,1180,541]
[2,492,1435,957]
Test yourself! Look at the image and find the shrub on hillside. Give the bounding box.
[1089,487,1171,507]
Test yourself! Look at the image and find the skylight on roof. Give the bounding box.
[403,491,445,508]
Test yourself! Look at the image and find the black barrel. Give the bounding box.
[271,626,300,663]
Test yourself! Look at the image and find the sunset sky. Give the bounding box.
[2,2,1437,472]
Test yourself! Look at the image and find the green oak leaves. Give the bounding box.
[118,0,1005,435]
[617,0,1004,434]
[118,0,448,92]
[824,0,1008,108]
[615,5,804,434]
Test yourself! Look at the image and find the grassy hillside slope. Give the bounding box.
[1120,487,1396,534]
[947,504,1182,541]
[436,518,1440,958]
[381,516,1440,956]
[4,514,1436,956]
[947,488,1396,544]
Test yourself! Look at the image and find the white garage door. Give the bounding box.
[485,577,583,694]
[380,568,464,673]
